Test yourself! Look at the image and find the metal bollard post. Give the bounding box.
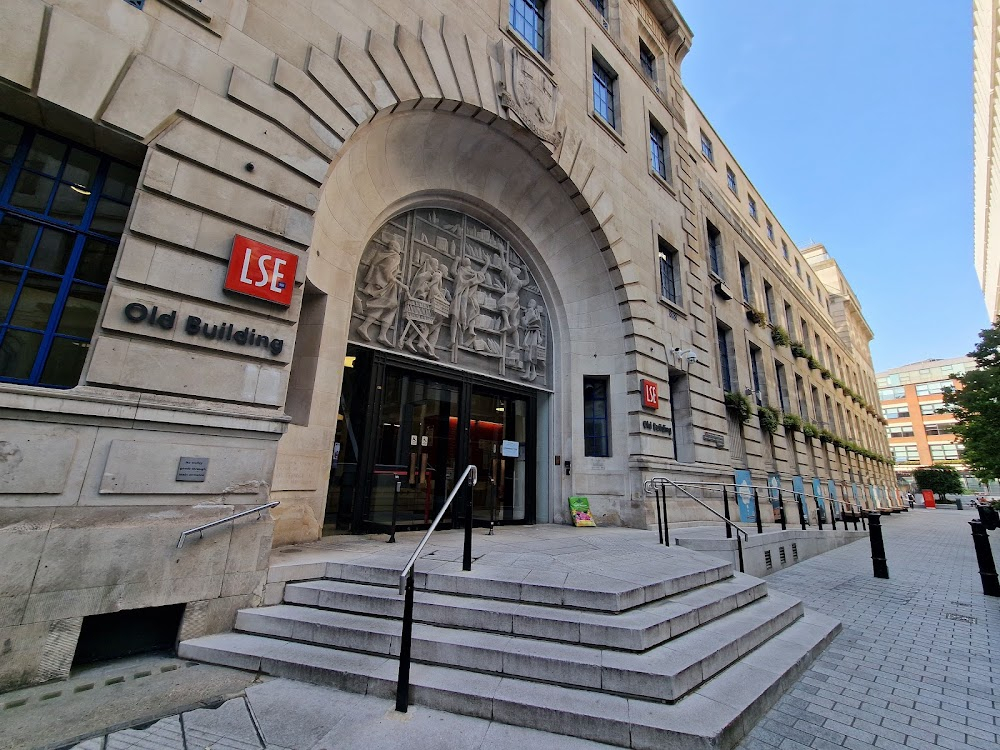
[722,485,733,539]
[969,520,1000,596]
[867,513,889,579]
[753,489,763,534]
[388,480,401,543]
[655,486,664,545]
[778,490,787,531]
[815,498,824,531]
[660,488,670,547]
[797,493,806,530]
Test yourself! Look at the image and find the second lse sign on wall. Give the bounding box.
[224,235,298,306]
[641,379,659,409]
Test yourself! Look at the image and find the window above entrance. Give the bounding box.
[351,208,552,388]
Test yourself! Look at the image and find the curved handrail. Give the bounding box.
[176,501,279,548]
[398,464,477,594]
[645,476,749,540]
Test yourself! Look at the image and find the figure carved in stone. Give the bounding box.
[492,254,529,335]
[520,299,543,382]
[357,240,406,346]
[450,257,487,348]
[400,255,451,359]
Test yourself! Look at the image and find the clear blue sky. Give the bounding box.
[673,1,985,372]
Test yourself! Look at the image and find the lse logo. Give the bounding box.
[641,379,659,409]
[224,235,298,306]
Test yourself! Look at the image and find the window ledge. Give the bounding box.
[504,26,554,77]
[699,152,717,171]
[649,167,677,197]
[590,111,626,149]
[659,297,686,317]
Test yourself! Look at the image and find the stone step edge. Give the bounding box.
[178,609,840,750]
[282,574,769,651]
[302,559,736,613]
[234,592,804,703]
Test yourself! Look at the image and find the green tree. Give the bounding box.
[913,464,963,501]
[944,320,1000,483]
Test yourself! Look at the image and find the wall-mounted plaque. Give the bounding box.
[176,457,209,482]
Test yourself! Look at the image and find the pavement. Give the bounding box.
[1,507,997,750]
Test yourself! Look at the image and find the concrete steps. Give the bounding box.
[179,553,839,749]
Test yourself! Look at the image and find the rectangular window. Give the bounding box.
[882,405,911,419]
[707,220,723,277]
[649,120,668,180]
[510,0,545,54]
[806,275,813,291]
[658,239,680,304]
[748,195,758,221]
[749,344,765,406]
[929,444,962,461]
[123,0,145,8]
[825,346,834,374]
[0,114,139,387]
[814,335,823,365]
[795,374,808,418]
[886,424,915,438]
[795,258,801,278]
[920,402,944,416]
[583,376,610,456]
[915,380,951,396]
[775,361,789,413]
[800,319,809,346]
[764,282,776,323]
[590,0,607,17]
[700,131,714,162]
[825,395,835,430]
[639,41,656,81]
[592,57,617,128]
[726,166,737,193]
[717,324,734,392]
[811,386,823,426]
[892,445,920,463]
[924,423,955,436]
[766,219,775,243]
[781,239,789,261]
[738,255,752,303]
[878,386,906,400]
[784,303,794,335]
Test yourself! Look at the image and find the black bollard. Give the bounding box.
[778,490,787,531]
[867,513,889,579]
[815,498,824,531]
[722,485,733,539]
[797,493,806,530]
[969,520,1000,596]
[388,480,401,543]
[655,487,664,545]
[753,489,763,534]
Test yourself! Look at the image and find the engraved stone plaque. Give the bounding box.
[176,457,209,482]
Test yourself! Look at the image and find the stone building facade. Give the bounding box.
[0,0,894,690]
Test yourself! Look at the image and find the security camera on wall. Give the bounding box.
[685,351,698,363]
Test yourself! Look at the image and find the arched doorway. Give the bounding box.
[327,206,553,533]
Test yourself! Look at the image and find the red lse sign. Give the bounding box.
[641,379,659,409]
[224,235,298,306]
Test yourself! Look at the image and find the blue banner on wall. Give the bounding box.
[792,475,807,522]
[869,484,879,508]
[812,478,828,522]
[828,479,840,518]
[851,483,860,509]
[767,472,782,521]
[734,469,755,523]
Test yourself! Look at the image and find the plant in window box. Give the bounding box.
[832,435,846,450]
[745,307,767,328]
[790,342,808,359]
[806,355,820,370]
[832,377,844,390]
[818,429,835,444]
[820,368,832,380]
[770,325,791,347]
[757,405,780,434]
[801,422,820,439]
[782,413,802,432]
[724,391,753,424]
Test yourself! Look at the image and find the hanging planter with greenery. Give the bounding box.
[819,429,835,444]
[801,422,820,439]
[806,355,820,370]
[790,342,808,359]
[746,307,768,327]
[832,377,845,390]
[771,325,791,347]
[758,405,781,434]
[724,391,754,424]
[782,413,802,432]
[820,368,832,380]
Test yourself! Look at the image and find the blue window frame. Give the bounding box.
[726,166,737,194]
[649,121,667,179]
[590,0,607,18]
[0,115,138,387]
[583,376,610,457]
[592,58,616,128]
[640,42,656,81]
[510,0,545,55]
[123,0,145,8]
[717,325,734,393]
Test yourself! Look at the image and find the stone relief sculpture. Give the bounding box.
[497,44,563,148]
[350,209,549,386]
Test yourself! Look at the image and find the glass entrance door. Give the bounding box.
[468,388,530,525]
[369,370,460,529]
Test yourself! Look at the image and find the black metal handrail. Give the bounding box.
[176,501,278,548]
[395,464,477,713]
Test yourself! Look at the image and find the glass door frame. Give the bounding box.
[352,349,537,533]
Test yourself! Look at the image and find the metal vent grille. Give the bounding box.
[792,543,799,561]
[764,550,773,570]
[779,546,786,565]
